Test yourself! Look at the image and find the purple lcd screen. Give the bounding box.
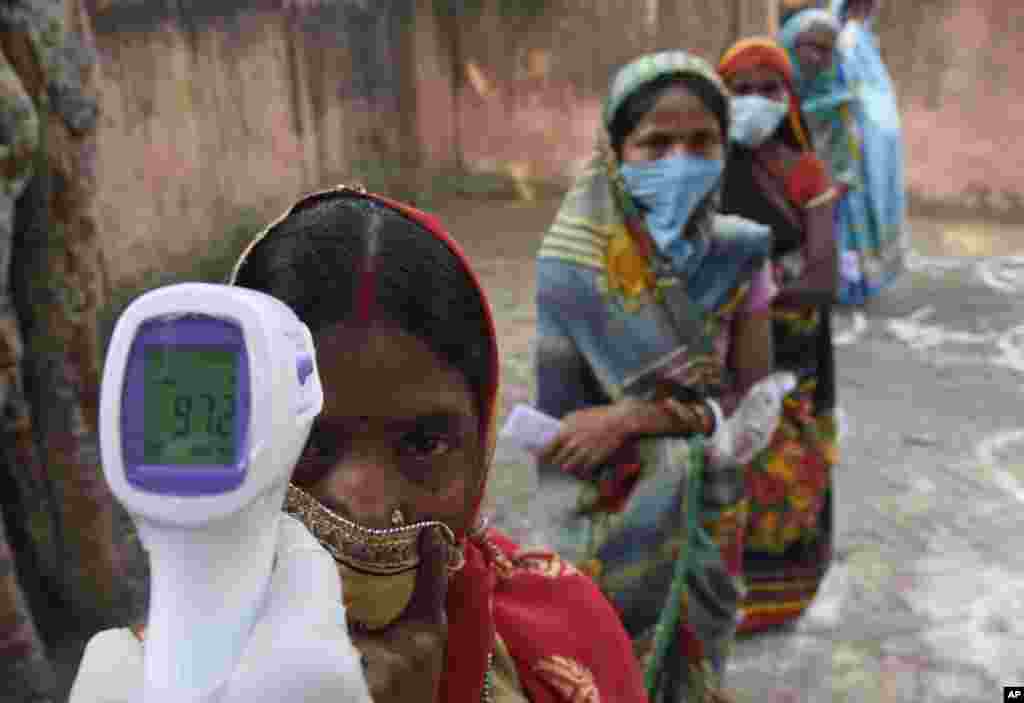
[121,315,250,495]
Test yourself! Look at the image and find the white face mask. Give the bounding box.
[729,95,791,148]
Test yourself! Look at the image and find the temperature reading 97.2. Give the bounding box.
[143,346,239,466]
[172,394,234,438]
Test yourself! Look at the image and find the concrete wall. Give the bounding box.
[91,0,419,279]
[876,0,1024,220]
[445,0,1024,221]
[434,0,773,181]
[87,0,1023,279]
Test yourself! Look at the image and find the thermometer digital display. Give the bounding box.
[142,346,238,466]
[118,314,255,495]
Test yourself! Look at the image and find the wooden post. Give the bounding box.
[768,0,781,34]
[736,0,779,40]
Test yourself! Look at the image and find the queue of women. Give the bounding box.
[68,0,904,701]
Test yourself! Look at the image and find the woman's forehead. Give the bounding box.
[314,322,478,421]
[637,86,718,129]
[798,25,839,43]
[727,65,787,85]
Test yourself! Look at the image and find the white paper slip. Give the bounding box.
[499,404,563,455]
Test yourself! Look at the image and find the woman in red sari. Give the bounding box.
[69,186,647,703]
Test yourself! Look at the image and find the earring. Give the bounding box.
[391,508,406,527]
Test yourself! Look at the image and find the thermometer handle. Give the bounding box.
[138,485,285,703]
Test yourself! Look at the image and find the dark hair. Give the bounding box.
[607,73,729,158]
[232,195,495,417]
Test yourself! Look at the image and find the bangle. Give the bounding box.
[704,398,724,439]
[659,397,711,435]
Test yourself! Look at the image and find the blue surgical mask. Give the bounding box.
[729,95,790,147]
[619,153,724,258]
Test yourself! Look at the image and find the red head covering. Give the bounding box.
[351,191,501,534]
[232,186,647,703]
[719,38,834,206]
[718,36,812,152]
[361,191,646,703]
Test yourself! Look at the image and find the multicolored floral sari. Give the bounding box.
[718,37,839,633]
[536,52,774,701]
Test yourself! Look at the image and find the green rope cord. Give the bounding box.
[643,437,705,698]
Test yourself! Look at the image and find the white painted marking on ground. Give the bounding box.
[834,310,869,347]
[994,324,1024,375]
[976,255,1024,295]
[904,249,971,274]
[975,429,1024,505]
[885,311,999,351]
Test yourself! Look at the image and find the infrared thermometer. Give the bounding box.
[99,282,323,702]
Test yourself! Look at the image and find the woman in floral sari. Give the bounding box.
[535,52,777,701]
[718,37,839,633]
[70,187,648,703]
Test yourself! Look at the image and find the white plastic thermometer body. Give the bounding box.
[99,282,323,703]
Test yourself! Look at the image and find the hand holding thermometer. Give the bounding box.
[99,282,325,702]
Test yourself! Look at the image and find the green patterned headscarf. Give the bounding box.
[542,51,766,315]
[603,51,729,134]
[780,8,842,99]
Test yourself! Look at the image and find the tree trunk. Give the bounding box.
[0,2,142,701]
[389,0,427,203]
[654,0,686,53]
[438,0,466,172]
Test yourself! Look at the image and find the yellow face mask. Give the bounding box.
[284,484,462,631]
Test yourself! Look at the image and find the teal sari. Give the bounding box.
[830,0,908,302]
[781,9,903,304]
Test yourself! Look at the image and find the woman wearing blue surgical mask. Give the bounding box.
[718,38,841,634]
[535,51,778,702]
